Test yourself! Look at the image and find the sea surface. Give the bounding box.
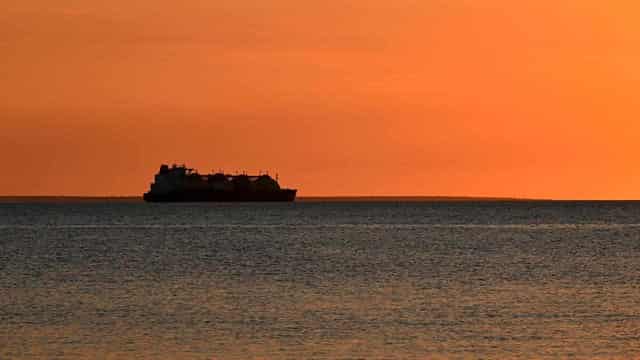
[2,201,640,359]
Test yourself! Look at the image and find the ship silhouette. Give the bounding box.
[143,164,297,202]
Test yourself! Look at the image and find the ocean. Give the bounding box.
[2,201,640,359]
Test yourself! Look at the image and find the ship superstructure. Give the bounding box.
[143,164,297,202]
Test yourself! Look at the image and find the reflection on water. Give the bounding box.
[2,201,640,358]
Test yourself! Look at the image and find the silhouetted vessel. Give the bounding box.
[143,164,297,202]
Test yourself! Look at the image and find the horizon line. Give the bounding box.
[1,195,639,202]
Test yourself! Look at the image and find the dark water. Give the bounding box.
[2,201,640,359]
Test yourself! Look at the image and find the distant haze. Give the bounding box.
[2,1,639,199]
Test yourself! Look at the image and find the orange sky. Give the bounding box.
[2,0,640,198]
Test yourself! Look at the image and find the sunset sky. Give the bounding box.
[2,0,640,198]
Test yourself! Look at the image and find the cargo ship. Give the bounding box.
[143,164,297,202]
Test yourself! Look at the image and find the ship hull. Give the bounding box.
[143,189,296,202]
